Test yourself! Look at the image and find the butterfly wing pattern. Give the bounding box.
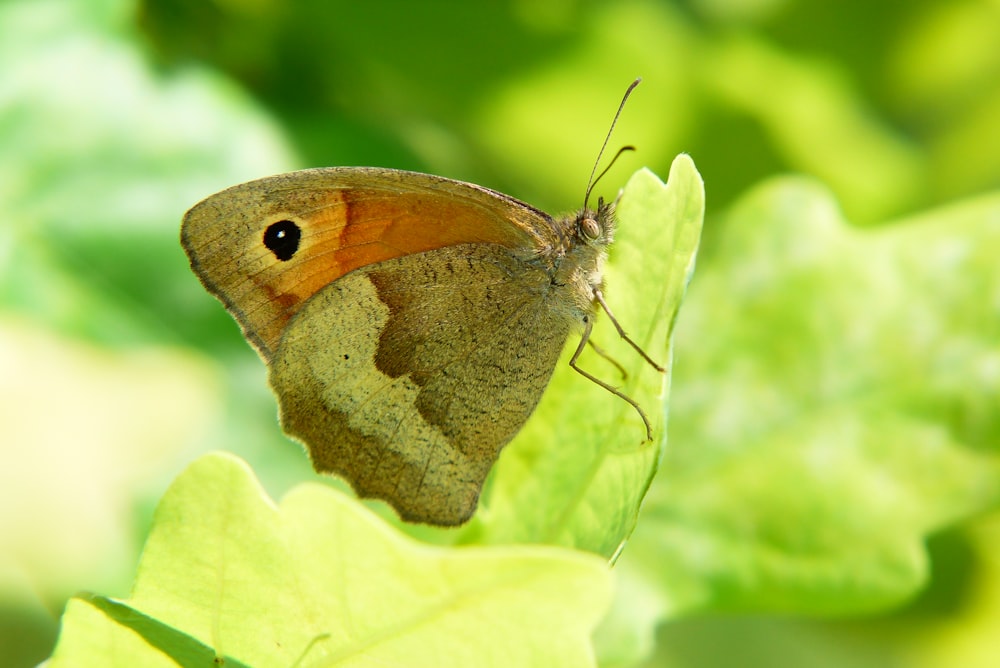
[182,167,613,525]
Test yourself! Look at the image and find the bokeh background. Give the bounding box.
[2,0,999,665]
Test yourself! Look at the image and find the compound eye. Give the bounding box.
[580,216,601,241]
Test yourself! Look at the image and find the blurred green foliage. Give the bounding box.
[136,0,1000,226]
[2,0,999,666]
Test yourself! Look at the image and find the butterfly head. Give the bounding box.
[574,195,616,248]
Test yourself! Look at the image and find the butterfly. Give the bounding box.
[181,79,659,525]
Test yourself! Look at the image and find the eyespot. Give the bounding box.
[263,220,301,261]
[580,216,601,241]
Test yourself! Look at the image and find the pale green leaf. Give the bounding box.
[478,157,705,558]
[49,453,613,667]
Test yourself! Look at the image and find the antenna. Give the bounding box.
[583,77,641,210]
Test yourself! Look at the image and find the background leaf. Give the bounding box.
[602,178,1000,666]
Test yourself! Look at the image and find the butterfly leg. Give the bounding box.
[593,289,665,372]
[569,315,654,441]
[586,339,628,379]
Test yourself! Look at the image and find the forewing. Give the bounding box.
[181,167,554,360]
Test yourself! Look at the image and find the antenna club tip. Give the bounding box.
[583,79,643,208]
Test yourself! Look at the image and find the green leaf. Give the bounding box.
[0,0,296,351]
[48,453,613,667]
[477,157,705,557]
[613,177,1000,631]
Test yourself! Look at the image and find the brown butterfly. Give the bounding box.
[181,79,660,526]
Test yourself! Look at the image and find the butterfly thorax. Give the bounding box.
[536,202,617,321]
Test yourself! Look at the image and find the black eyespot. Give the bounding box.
[263,220,301,261]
